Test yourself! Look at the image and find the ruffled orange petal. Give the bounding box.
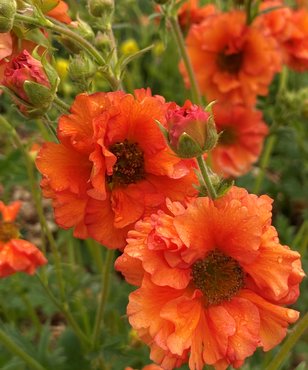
[58,93,120,154]
[244,226,304,302]
[47,189,89,239]
[189,306,235,369]
[36,143,91,194]
[223,297,260,365]
[111,185,148,228]
[240,289,299,351]
[114,253,144,286]
[128,276,184,348]
[85,196,130,249]
[160,295,202,355]
[145,150,190,179]
[106,94,166,155]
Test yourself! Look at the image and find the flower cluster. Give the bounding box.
[179,2,308,177]
[116,187,304,369]
[36,89,197,249]
[0,201,47,277]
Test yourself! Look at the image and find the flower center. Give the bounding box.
[108,139,145,185]
[191,249,244,306]
[217,51,243,74]
[0,221,19,243]
[218,127,237,146]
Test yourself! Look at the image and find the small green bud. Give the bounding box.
[0,0,17,33]
[88,0,114,18]
[68,53,97,89]
[95,31,111,53]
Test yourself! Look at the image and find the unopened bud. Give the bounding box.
[68,53,97,89]
[95,31,111,53]
[0,0,17,33]
[88,0,114,18]
[163,100,218,159]
[3,50,59,117]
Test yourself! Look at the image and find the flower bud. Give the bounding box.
[88,0,114,18]
[0,0,17,33]
[164,100,219,158]
[68,53,97,89]
[95,31,111,53]
[60,18,95,53]
[3,50,59,117]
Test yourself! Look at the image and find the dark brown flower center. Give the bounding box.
[217,51,243,74]
[108,139,145,186]
[192,249,245,306]
[0,221,19,243]
[218,127,237,146]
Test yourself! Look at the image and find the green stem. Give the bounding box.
[196,156,217,199]
[0,116,65,301]
[277,66,288,96]
[266,312,308,370]
[245,0,253,24]
[53,95,70,112]
[253,134,277,194]
[169,16,203,106]
[91,249,115,349]
[0,327,46,370]
[36,274,91,348]
[14,14,121,91]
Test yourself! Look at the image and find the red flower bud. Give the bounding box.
[3,50,59,117]
[164,100,218,158]
[3,50,50,102]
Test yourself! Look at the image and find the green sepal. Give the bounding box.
[215,178,234,198]
[155,119,169,142]
[23,81,54,108]
[177,132,204,158]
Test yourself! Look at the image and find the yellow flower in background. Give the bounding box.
[55,58,69,80]
[120,39,139,55]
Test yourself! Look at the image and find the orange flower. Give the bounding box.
[180,11,281,106]
[47,1,72,24]
[258,2,308,71]
[280,9,308,71]
[178,1,216,30]
[36,89,196,249]
[0,201,47,277]
[116,187,304,370]
[210,103,268,178]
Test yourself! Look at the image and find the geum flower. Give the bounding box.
[257,2,308,71]
[36,89,196,249]
[180,11,281,106]
[177,0,216,31]
[0,201,47,277]
[211,102,268,178]
[116,187,305,370]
